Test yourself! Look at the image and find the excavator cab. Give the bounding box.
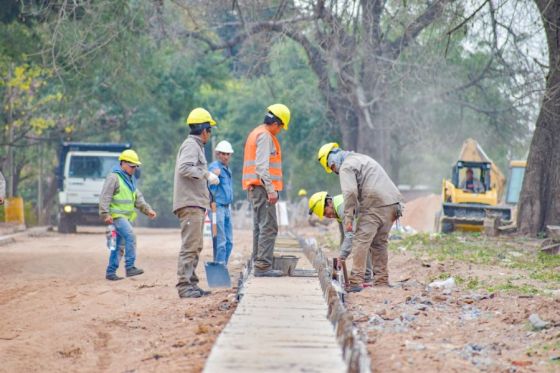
[451,161,491,194]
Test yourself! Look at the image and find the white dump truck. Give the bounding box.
[56,142,131,233]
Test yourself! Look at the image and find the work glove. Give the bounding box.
[206,171,220,186]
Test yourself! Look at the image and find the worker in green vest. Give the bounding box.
[308,191,373,286]
[99,149,157,281]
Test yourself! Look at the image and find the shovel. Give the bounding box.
[204,201,232,288]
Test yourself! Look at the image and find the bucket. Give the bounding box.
[5,197,25,225]
[272,255,299,276]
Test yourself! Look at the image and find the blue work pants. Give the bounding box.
[213,205,233,264]
[106,217,136,275]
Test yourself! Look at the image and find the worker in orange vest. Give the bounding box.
[242,104,291,277]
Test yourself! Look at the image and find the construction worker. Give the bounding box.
[308,191,373,285]
[242,103,290,277]
[460,168,485,193]
[173,107,219,298]
[317,143,402,292]
[209,140,234,264]
[99,149,157,281]
[295,188,309,226]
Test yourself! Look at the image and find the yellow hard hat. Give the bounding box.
[119,149,142,165]
[267,103,291,130]
[317,142,339,173]
[308,191,328,220]
[298,189,307,197]
[186,107,216,126]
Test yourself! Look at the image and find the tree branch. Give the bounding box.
[388,0,453,59]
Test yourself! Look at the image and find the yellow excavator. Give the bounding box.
[436,139,523,233]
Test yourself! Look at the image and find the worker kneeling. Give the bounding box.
[317,143,403,292]
[99,149,157,281]
[308,191,373,286]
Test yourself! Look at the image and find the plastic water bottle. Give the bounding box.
[106,224,117,251]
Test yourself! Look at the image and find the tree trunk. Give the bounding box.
[518,0,560,235]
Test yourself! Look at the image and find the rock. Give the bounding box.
[511,360,533,367]
[428,277,456,290]
[400,313,416,323]
[442,288,452,295]
[461,306,482,320]
[415,304,428,311]
[405,340,426,351]
[528,313,549,330]
[432,294,448,302]
[368,314,385,325]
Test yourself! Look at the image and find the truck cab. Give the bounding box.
[57,142,131,233]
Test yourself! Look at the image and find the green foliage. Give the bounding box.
[0,0,538,226]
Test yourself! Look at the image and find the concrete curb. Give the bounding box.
[297,235,371,373]
[0,226,52,246]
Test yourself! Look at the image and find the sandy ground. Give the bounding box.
[297,196,560,373]
[400,193,441,233]
[343,250,560,373]
[0,227,253,373]
[301,220,560,373]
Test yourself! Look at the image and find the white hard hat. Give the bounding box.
[215,140,234,154]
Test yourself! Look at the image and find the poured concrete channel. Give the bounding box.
[203,239,346,372]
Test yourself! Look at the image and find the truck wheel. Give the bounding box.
[58,215,76,234]
[441,221,454,234]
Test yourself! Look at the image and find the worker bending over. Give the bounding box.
[308,191,373,286]
[317,143,402,292]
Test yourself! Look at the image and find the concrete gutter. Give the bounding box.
[297,234,371,373]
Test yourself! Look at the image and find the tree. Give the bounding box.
[181,0,459,177]
[517,0,560,235]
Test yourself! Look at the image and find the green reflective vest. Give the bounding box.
[333,194,344,223]
[109,174,137,221]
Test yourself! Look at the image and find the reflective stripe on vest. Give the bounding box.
[333,194,344,223]
[109,174,137,221]
[242,124,283,191]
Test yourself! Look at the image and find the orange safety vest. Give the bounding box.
[242,124,283,191]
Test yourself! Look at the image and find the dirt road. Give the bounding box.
[0,227,252,373]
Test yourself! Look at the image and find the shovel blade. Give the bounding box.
[204,261,232,288]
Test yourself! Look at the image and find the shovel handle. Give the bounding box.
[210,202,217,237]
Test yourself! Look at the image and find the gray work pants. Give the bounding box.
[350,204,397,286]
[249,186,278,271]
[338,222,373,281]
[176,207,205,295]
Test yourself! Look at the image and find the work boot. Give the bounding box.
[346,284,363,293]
[179,287,210,298]
[106,273,124,281]
[254,268,284,277]
[126,267,144,277]
[193,285,212,296]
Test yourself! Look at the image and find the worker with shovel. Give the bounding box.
[317,143,403,292]
[209,140,235,264]
[173,108,219,298]
[99,149,157,281]
[308,191,374,287]
[242,104,290,277]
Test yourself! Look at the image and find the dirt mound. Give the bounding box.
[401,194,441,233]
